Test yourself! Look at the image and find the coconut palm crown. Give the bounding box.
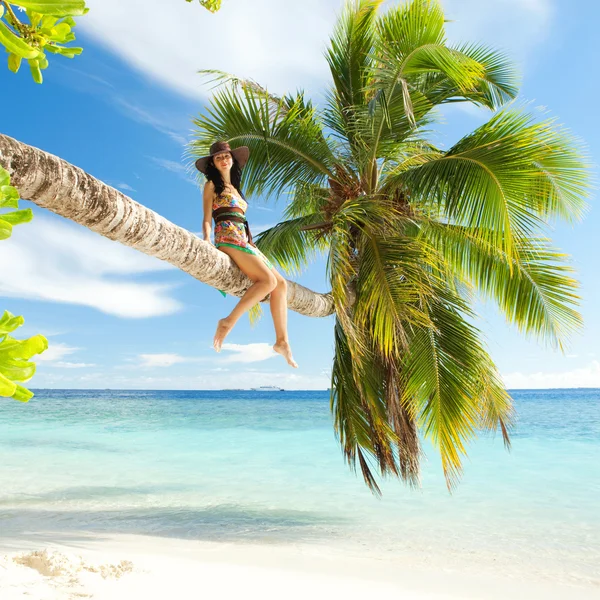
[189,0,590,493]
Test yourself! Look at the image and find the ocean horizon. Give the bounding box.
[1,387,599,588]
[28,386,600,392]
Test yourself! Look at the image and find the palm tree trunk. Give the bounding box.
[0,134,334,318]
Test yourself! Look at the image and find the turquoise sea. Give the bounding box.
[1,388,599,586]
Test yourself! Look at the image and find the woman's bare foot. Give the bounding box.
[273,340,298,368]
[214,318,234,352]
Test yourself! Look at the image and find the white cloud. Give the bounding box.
[138,353,189,368]
[502,361,600,389]
[250,223,277,236]
[220,342,277,363]
[34,343,95,368]
[150,158,188,175]
[149,157,196,185]
[441,0,554,60]
[80,0,341,101]
[134,343,293,369]
[79,0,554,110]
[36,343,79,362]
[111,96,188,145]
[0,213,182,318]
[55,64,115,90]
[33,368,330,390]
[116,182,136,192]
[50,362,97,369]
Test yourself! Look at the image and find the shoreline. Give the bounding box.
[1,533,598,600]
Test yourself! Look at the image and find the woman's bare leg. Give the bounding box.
[270,270,298,368]
[213,247,277,351]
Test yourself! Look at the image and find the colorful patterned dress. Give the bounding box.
[213,191,273,270]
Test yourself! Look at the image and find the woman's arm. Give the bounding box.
[202,180,214,242]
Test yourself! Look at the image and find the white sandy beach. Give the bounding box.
[1,533,598,600]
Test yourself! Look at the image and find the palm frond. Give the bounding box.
[418,43,519,109]
[379,140,443,178]
[199,69,285,110]
[395,108,590,257]
[254,214,328,275]
[325,0,382,116]
[474,365,514,448]
[331,320,382,494]
[248,302,263,326]
[421,222,583,348]
[189,85,336,197]
[354,233,434,357]
[332,319,416,494]
[365,1,486,164]
[377,0,446,53]
[402,291,495,489]
[282,182,330,219]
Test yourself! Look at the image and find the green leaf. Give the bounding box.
[28,58,43,83]
[0,219,13,240]
[8,52,22,73]
[48,22,74,43]
[199,0,222,12]
[11,0,88,17]
[40,15,59,28]
[0,167,10,187]
[12,384,34,402]
[0,357,37,382]
[26,8,43,28]
[0,21,40,59]
[0,319,46,402]
[0,208,33,226]
[45,44,82,57]
[0,311,25,335]
[0,184,20,208]
[0,372,17,397]
[0,334,49,361]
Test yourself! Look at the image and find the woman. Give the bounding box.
[196,141,298,368]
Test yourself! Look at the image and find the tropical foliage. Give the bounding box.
[0,0,87,82]
[189,0,590,492]
[186,0,222,12]
[0,166,48,401]
[0,0,222,82]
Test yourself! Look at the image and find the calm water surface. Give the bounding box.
[1,388,598,585]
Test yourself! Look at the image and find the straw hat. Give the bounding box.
[194,141,249,174]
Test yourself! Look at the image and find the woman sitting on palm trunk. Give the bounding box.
[196,141,298,368]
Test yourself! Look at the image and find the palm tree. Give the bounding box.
[189,0,590,492]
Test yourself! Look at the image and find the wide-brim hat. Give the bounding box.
[194,141,249,174]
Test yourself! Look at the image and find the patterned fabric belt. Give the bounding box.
[213,208,254,245]
[213,211,246,223]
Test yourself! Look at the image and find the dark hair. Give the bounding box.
[204,154,246,199]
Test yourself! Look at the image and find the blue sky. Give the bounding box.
[0,0,598,390]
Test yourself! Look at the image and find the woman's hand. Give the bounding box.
[203,180,214,244]
[202,219,212,243]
